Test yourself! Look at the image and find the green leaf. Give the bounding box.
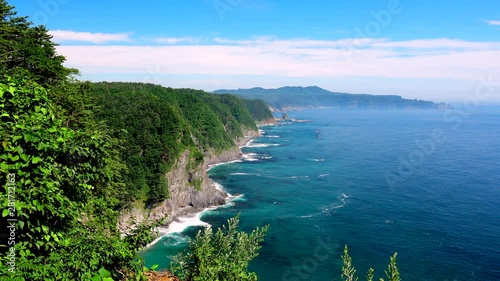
[23,133,32,142]
[2,209,9,217]
[20,153,29,161]
[32,157,42,164]
[12,135,22,143]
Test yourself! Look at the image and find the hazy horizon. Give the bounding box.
[10,0,500,103]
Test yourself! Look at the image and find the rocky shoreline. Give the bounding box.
[117,128,262,234]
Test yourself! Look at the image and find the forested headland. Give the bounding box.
[0,1,274,279]
[0,1,402,280]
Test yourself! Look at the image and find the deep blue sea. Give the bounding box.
[142,107,500,281]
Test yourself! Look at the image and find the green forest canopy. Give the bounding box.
[0,1,273,279]
[0,1,400,280]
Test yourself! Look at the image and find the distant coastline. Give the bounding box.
[214,86,449,111]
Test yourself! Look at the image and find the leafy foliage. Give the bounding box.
[241,99,274,122]
[0,0,77,86]
[88,82,270,204]
[170,214,269,281]
[341,245,401,281]
[0,77,157,280]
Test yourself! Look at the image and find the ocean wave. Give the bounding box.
[287,175,310,179]
[265,135,281,138]
[246,143,280,148]
[264,174,309,180]
[298,193,351,219]
[230,172,264,178]
[207,159,243,171]
[165,210,211,234]
[159,233,188,247]
[319,173,330,178]
[147,181,249,248]
[229,194,246,202]
[242,153,260,161]
[230,172,250,176]
[241,152,274,162]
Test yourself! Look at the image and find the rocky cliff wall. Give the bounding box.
[117,129,260,232]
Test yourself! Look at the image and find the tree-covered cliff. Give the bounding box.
[0,1,273,279]
[88,82,269,205]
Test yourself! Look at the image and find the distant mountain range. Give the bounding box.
[214,86,446,111]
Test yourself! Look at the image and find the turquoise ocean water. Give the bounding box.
[142,107,500,280]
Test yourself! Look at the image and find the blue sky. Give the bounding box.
[10,0,500,102]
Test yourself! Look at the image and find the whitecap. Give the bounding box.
[166,210,211,234]
[247,143,280,148]
[242,153,260,161]
[207,159,243,171]
[230,172,250,176]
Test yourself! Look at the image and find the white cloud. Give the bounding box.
[372,38,500,50]
[485,20,500,26]
[55,37,500,93]
[154,37,200,45]
[49,30,132,44]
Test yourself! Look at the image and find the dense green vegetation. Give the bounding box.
[215,86,443,110]
[0,75,159,280]
[241,99,274,122]
[0,1,402,280]
[88,82,266,204]
[171,215,269,281]
[0,2,272,279]
[0,0,76,86]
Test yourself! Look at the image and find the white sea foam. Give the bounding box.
[241,139,254,148]
[207,159,243,171]
[242,152,259,161]
[265,135,281,138]
[319,173,330,178]
[299,193,351,219]
[146,207,214,248]
[166,211,211,234]
[247,143,280,148]
[299,214,315,218]
[287,175,310,179]
[146,181,246,248]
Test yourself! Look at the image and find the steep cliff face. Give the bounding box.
[117,129,259,232]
